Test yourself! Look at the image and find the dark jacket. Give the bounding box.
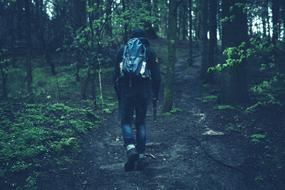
[114,37,161,101]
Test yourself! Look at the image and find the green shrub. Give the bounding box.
[0,102,100,189]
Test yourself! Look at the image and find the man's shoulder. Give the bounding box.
[146,46,157,60]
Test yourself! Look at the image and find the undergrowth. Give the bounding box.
[0,102,100,189]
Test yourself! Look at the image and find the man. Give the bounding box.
[114,29,161,171]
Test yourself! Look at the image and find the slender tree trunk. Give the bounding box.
[209,0,217,70]
[81,66,91,99]
[122,0,129,42]
[282,1,285,42]
[163,0,177,112]
[266,0,271,37]
[200,0,210,82]
[180,1,188,40]
[36,0,56,75]
[272,0,280,45]
[105,0,112,37]
[262,15,267,37]
[152,0,159,34]
[90,65,97,105]
[24,0,33,97]
[0,66,7,98]
[86,4,98,104]
[144,0,157,38]
[188,0,193,66]
[75,56,81,82]
[248,16,253,36]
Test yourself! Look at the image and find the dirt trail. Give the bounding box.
[48,50,249,190]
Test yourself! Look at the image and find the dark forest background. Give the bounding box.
[0,0,285,189]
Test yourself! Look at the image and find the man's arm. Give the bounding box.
[149,49,161,101]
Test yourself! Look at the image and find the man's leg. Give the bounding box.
[120,95,138,171]
[120,96,135,147]
[135,97,148,170]
[135,97,148,154]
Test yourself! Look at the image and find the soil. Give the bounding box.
[39,45,276,190]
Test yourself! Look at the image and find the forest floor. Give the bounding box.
[38,40,261,190]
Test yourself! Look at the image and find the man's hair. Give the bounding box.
[130,28,146,38]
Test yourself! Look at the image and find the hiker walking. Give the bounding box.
[114,29,161,171]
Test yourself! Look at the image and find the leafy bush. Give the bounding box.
[0,102,100,189]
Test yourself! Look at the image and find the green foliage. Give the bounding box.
[162,107,183,116]
[225,123,243,133]
[202,95,218,103]
[254,175,264,183]
[220,16,235,24]
[214,104,236,110]
[208,42,253,72]
[246,74,284,113]
[250,133,266,143]
[245,37,284,113]
[207,36,284,114]
[0,103,100,189]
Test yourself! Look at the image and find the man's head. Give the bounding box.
[130,28,146,38]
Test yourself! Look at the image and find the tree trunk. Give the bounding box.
[208,0,217,73]
[81,66,91,99]
[188,0,193,66]
[152,0,160,34]
[262,15,267,37]
[122,0,129,42]
[105,0,113,37]
[163,0,177,112]
[144,0,157,39]
[221,0,249,104]
[24,0,33,97]
[200,0,210,82]
[179,1,188,40]
[266,0,271,37]
[0,66,7,98]
[272,0,280,45]
[282,1,285,71]
[90,64,97,105]
[282,1,285,41]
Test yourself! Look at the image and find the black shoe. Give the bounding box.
[136,154,149,171]
[124,148,138,172]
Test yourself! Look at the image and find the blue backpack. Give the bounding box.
[120,38,151,79]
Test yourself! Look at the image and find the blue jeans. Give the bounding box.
[120,92,148,154]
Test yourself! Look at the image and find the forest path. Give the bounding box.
[56,44,249,190]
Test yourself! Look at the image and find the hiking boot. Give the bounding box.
[124,145,138,172]
[136,154,148,171]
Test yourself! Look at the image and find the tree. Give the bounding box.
[163,0,177,112]
[200,0,209,82]
[188,0,193,66]
[208,0,217,72]
[178,1,188,40]
[24,0,33,97]
[105,0,113,37]
[144,0,157,38]
[272,0,280,46]
[220,0,249,104]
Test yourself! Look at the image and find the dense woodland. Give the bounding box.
[0,0,285,189]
